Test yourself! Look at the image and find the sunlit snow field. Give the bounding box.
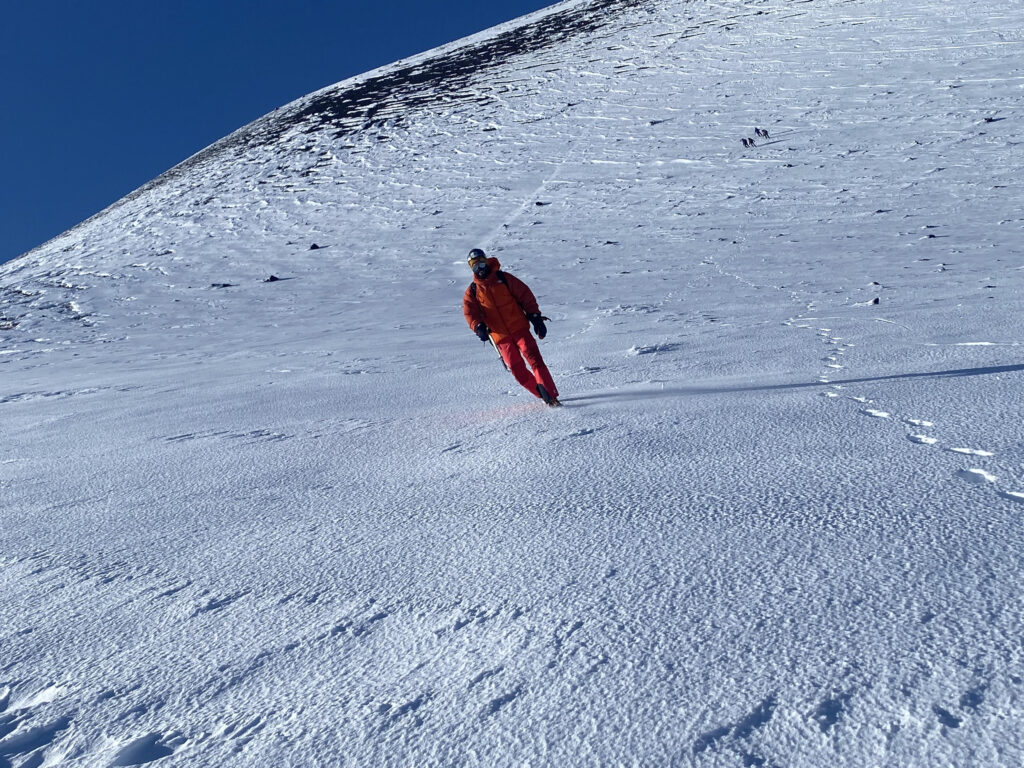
[2,0,1023,764]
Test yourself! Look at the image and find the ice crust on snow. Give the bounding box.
[2,0,1024,765]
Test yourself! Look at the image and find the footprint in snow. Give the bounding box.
[905,418,934,427]
[483,688,523,718]
[909,434,938,445]
[813,693,852,733]
[999,491,1024,504]
[693,694,777,756]
[191,590,250,617]
[957,468,997,484]
[947,447,994,457]
[213,715,267,751]
[933,705,962,729]
[862,409,890,419]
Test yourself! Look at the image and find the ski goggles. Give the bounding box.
[471,259,490,276]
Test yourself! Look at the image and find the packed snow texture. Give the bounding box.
[2,0,1023,765]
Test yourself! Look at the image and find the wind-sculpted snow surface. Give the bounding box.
[2,0,1024,765]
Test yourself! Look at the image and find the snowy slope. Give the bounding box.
[2,0,1023,765]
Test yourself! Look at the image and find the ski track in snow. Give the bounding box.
[2,0,1024,764]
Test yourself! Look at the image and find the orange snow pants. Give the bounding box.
[495,332,558,399]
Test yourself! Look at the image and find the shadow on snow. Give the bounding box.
[562,363,1024,404]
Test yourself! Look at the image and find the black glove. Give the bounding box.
[474,322,491,342]
[527,313,548,339]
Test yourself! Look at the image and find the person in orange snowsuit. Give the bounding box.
[462,248,560,405]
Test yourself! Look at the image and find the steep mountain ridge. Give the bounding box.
[1,0,650,280]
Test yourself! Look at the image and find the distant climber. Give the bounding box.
[462,248,560,406]
[742,138,750,148]
[747,137,757,147]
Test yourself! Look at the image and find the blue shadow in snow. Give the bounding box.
[561,363,1024,404]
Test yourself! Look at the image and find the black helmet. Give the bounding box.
[468,249,490,278]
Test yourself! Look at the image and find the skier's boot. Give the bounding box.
[536,384,562,407]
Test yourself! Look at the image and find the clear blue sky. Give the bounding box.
[0,0,556,264]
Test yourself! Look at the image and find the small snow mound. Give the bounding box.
[905,418,934,427]
[948,447,995,457]
[110,732,183,766]
[10,685,64,710]
[957,468,997,484]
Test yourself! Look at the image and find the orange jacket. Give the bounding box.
[462,258,541,341]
